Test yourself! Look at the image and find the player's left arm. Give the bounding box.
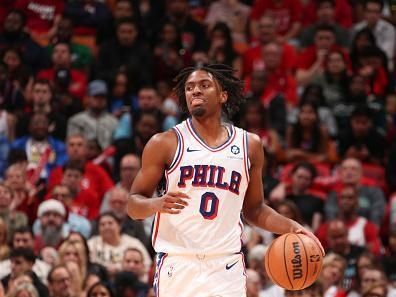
[242,133,325,254]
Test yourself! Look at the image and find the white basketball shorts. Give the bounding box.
[153,252,247,297]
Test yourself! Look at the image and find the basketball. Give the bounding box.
[264,233,323,290]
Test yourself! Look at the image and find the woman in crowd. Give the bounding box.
[87,212,151,277]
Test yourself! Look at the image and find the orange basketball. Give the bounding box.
[264,233,323,290]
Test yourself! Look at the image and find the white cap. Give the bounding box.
[37,199,66,217]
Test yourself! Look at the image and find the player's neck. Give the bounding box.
[190,116,228,148]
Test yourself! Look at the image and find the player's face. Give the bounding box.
[184,70,226,118]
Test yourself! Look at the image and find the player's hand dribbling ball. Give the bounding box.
[264,233,323,290]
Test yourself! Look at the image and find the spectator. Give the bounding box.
[338,105,386,165]
[243,15,298,77]
[1,248,48,297]
[319,253,347,297]
[317,185,382,256]
[296,24,346,86]
[1,47,33,97]
[0,183,28,241]
[37,42,87,101]
[358,267,389,296]
[287,84,338,138]
[4,164,39,226]
[381,229,396,284]
[325,219,366,291]
[57,240,88,297]
[48,134,114,203]
[0,9,49,73]
[67,80,118,150]
[207,22,242,78]
[108,70,139,118]
[16,79,67,140]
[11,113,67,181]
[285,101,332,163]
[33,199,70,253]
[95,187,149,249]
[158,0,207,52]
[153,21,192,84]
[250,0,302,41]
[361,282,388,297]
[47,265,76,297]
[246,269,263,297]
[204,0,251,44]
[60,161,99,220]
[47,16,94,71]
[95,17,152,94]
[0,226,50,284]
[270,161,324,231]
[14,0,63,42]
[353,0,396,70]
[64,0,112,38]
[49,185,91,238]
[122,248,147,283]
[0,218,9,261]
[246,42,297,108]
[349,28,388,73]
[86,281,114,297]
[325,158,386,226]
[113,271,148,297]
[354,46,389,99]
[0,61,24,114]
[88,212,151,277]
[7,282,39,297]
[312,49,350,110]
[117,154,141,191]
[299,0,350,48]
[237,99,283,162]
[243,70,287,137]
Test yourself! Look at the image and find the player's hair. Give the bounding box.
[173,64,245,118]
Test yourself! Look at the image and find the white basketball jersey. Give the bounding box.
[152,118,250,255]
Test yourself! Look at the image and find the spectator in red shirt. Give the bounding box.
[37,42,87,100]
[60,160,99,220]
[317,185,382,256]
[47,134,114,203]
[250,0,302,42]
[14,0,64,41]
[296,24,347,86]
[260,42,297,106]
[243,15,297,77]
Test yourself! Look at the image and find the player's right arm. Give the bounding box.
[127,130,190,220]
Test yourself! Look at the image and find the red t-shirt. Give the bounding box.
[243,43,297,76]
[245,70,297,106]
[14,0,64,34]
[251,0,302,35]
[37,68,87,100]
[48,161,114,203]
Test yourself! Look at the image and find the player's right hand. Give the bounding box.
[154,191,190,214]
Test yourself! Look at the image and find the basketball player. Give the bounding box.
[128,64,324,296]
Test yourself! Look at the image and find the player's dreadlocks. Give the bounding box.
[173,64,245,118]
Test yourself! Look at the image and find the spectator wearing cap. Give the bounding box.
[37,42,87,100]
[32,199,70,253]
[67,80,118,149]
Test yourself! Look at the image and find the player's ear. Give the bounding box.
[220,91,228,104]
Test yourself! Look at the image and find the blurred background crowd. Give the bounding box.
[0,0,395,296]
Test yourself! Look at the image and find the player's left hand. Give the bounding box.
[295,228,325,256]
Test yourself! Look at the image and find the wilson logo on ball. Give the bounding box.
[291,242,303,280]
